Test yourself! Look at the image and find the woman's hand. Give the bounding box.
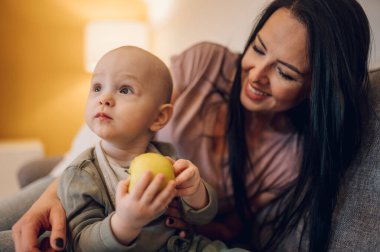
[12,178,67,252]
[197,212,243,242]
[166,199,243,242]
[165,198,192,238]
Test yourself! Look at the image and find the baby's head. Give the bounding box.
[85,46,173,146]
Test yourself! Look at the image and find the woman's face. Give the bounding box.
[240,8,310,114]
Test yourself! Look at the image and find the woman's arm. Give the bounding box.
[166,203,243,242]
[12,177,67,252]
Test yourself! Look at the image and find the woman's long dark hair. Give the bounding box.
[226,0,371,251]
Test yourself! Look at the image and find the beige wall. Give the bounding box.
[151,0,379,68]
[359,0,380,69]
[0,0,378,156]
[0,0,147,155]
[150,0,267,64]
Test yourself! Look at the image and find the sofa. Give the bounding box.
[16,68,380,250]
[329,67,380,251]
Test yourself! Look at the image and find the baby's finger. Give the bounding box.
[152,180,176,211]
[175,167,196,186]
[130,170,153,199]
[116,178,130,199]
[141,173,165,204]
[173,159,189,176]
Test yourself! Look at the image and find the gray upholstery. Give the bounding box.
[330,68,380,251]
[17,156,62,188]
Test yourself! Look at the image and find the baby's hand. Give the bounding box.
[111,171,176,245]
[171,158,208,210]
[172,159,202,197]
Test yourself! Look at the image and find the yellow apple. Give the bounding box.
[128,152,175,192]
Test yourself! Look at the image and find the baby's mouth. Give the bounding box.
[95,112,112,119]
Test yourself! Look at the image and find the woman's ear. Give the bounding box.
[149,103,173,132]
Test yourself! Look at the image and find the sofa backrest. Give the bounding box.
[330,68,380,251]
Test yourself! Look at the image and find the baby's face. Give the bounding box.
[85,47,165,147]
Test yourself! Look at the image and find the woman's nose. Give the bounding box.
[249,61,270,86]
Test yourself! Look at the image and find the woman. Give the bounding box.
[161,0,371,250]
[8,0,372,251]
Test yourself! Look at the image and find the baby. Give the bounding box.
[57,46,221,251]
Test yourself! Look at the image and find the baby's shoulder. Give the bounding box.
[63,147,101,179]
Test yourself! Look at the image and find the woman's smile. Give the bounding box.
[245,81,272,101]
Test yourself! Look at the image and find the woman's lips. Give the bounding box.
[245,82,271,101]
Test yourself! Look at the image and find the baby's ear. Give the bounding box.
[149,103,173,132]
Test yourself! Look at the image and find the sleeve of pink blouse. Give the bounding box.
[156,41,237,158]
[170,42,229,101]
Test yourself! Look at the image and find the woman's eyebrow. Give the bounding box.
[257,35,267,51]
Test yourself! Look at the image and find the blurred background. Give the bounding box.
[0,0,379,197]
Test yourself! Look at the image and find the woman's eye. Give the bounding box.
[277,67,296,81]
[120,86,134,94]
[253,44,265,55]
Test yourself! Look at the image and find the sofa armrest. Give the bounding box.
[17,156,63,188]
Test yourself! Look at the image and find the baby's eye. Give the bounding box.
[120,86,134,94]
[93,84,101,92]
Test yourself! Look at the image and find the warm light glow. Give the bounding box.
[144,0,175,25]
[84,20,149,72]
